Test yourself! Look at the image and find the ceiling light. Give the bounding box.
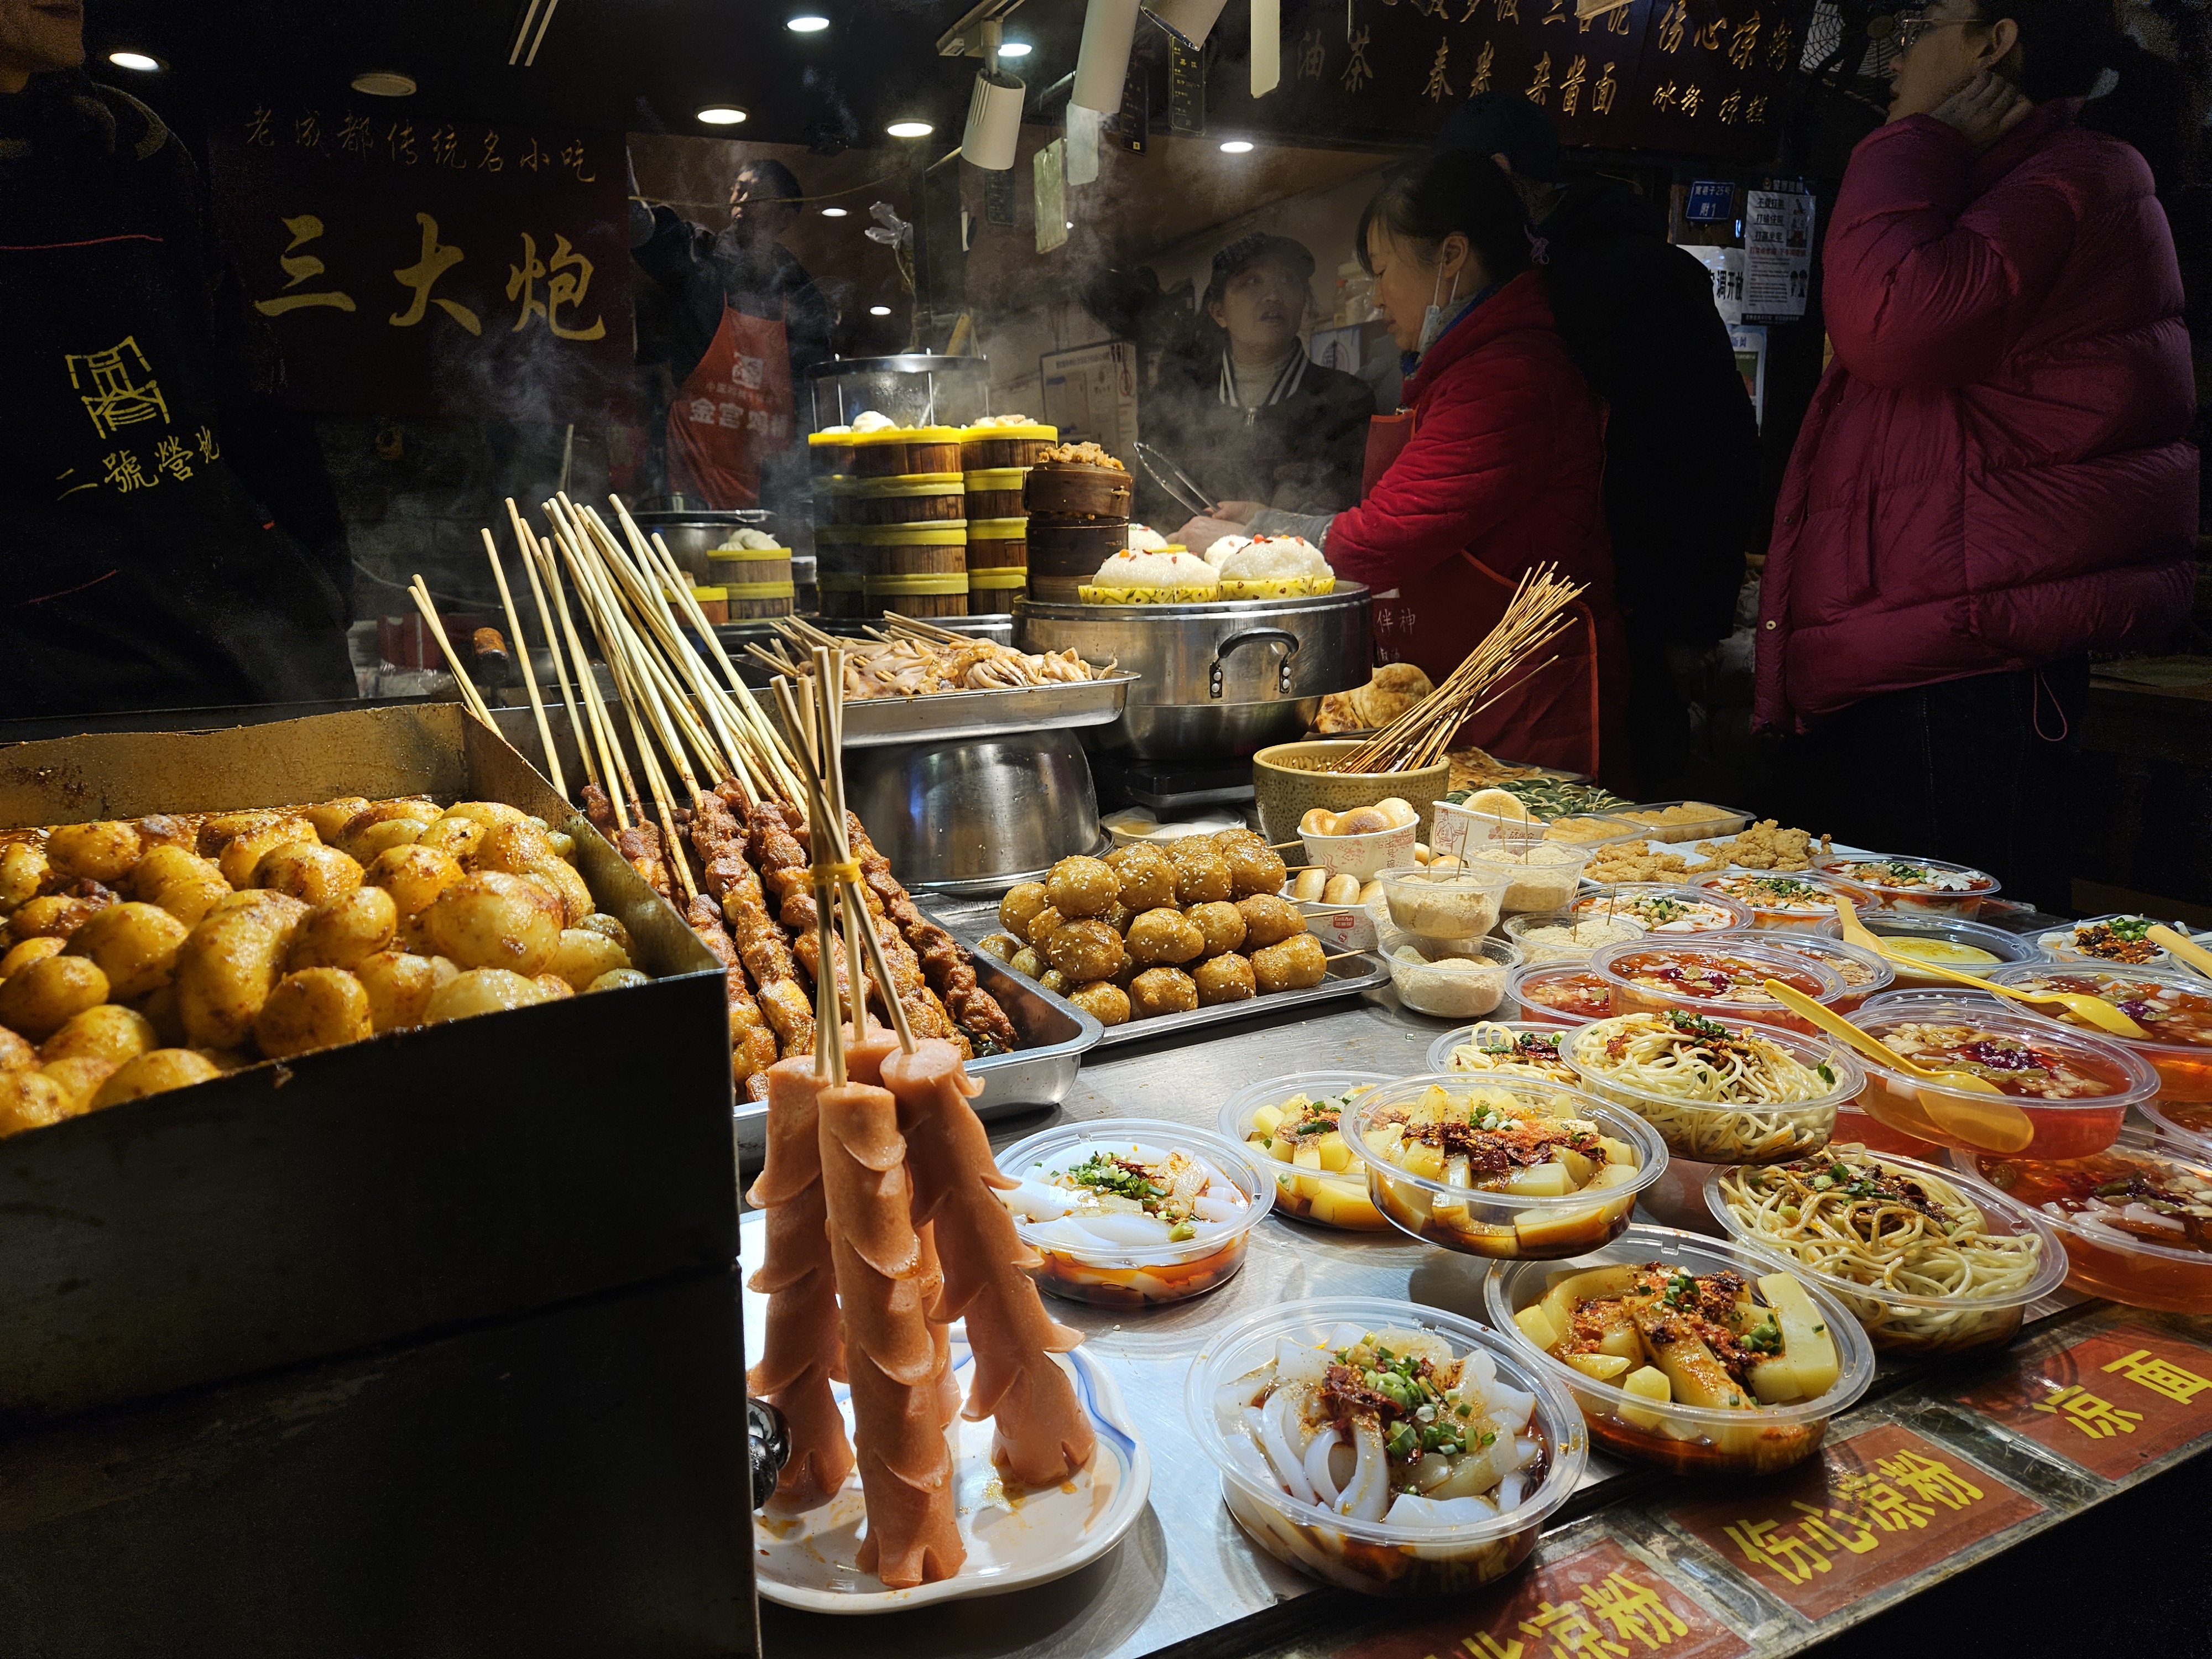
[963,67,1024,170]
[106,50,164,72]
[886,119,934,138]
[1145,0,1231,49]
[998,40,1032,56]
[821,206,848,217]
[1219,139,1254,153]
[1073,0,1141,113]
[786,13,830,30]
[350,70,416,97]
[869,305,892,316]
[696,104,749,125]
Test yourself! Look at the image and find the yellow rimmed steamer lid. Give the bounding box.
[849,425,966,445]
[708,543,792,559]
[961,422,1058,442]
[968,567,1029,591]
[967,516,1029,540]
[962,467,1030,491]
[854,520,969,545]
[864,571,970,596]
[855,471,966,495]
[721,577,798,599]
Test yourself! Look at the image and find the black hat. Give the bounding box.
[1434,92,1561,184]
[1202,232,1316,314]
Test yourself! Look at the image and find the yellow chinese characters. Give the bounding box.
[1721,1448,1990,1584]
[2033,1384,2145,1439]
[254,214,358,317]
[508,232,607,342]
[66,337,169,438]
[1453,1564,1693,1659]
[2101,1347,2212,1405]
[389,213,483,335]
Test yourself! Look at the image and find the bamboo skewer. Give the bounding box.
[546,527,641,827]
[407,576,493,724]
[535,534,628,830]
[482,527,566,798]
[510,499,597,795]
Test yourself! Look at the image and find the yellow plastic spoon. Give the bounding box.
[2148,925,2212,979]
[1761,978,2037,1155]
[1832,898,2147,1040]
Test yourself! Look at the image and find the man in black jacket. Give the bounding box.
[0,2,355,718]
[1439,97,1759,794]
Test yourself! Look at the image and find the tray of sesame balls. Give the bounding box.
[964,831,1387,1046]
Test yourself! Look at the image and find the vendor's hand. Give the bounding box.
[1211,499,1265,524]
[1929,71,2032,151]
[1172,513,1251,549]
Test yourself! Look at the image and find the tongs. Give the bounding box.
[1132,440,1213,520]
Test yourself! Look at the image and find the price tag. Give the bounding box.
[1668,1425,2043,1620]
[1343,1538,1746,1659]
[1955,1322,2212,1479]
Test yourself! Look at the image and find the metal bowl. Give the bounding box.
[1013,586,1371,760]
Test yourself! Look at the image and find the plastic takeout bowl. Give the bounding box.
[1374,863,1513,941]
[1484,1224,1876,1476]
[1503,909,1648,966]
[1183,1295,1587,1596]
[1815,854,2000,917]
[1389,936,1521,1020]
[1571,884,1753,937]
[1425,1020,1580,1085]
[1589,936,1847,1035]
[1980,962,2212,1104]
[1217,1071,1397,1232]
[1754,933,1897,1016]
[1462,842,1592,916]
[1507,962,1618,1026]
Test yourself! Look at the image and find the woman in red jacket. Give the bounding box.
[1760,0,2197,909]
[1176,154,1630,790]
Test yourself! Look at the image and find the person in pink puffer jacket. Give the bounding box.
[1758,0,2197,910]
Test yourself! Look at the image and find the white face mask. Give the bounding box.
[1414,262,1462,358]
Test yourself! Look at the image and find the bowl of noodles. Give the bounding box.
[1426,1020,1582,1086]
[1561,1010,1865,1165]
[1704,1147,2065,1358]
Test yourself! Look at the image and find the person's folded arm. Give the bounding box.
[1823,116,2079,388]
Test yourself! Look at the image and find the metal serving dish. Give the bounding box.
[1015,586,1371,761]
[842,729,1107,893]
[827,671,1136,749]
[731,942,1102,1162]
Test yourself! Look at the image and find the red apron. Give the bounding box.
[1359,412,1615,786]
[665,301,795,509]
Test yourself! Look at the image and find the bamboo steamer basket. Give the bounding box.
[859,521,968,618]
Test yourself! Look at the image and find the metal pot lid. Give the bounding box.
[629,507,774,526]
[804,353,992,381]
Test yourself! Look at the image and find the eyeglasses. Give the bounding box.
[1892,12,1975,50]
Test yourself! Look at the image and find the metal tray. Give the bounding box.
[768,671,1138,749]
[731,940,1103,1163]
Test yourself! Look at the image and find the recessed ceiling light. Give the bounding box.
[998,40,1032,56]
[821,206,848,217]
[786,13,830,30]
[696,104,749,125]
[107,50,164,72]
[886,119,935,138]
[1219,139,1254,154]
[351,70,416,97]
[869,305,892,316]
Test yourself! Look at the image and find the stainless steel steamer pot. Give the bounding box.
[1014,586,1371,759]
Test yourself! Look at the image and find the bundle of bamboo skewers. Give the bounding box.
[1324,565,1586,774]
[747,614,1110,700]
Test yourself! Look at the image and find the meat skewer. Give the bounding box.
[846,817,1019,1055]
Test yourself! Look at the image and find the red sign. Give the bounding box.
[1955,1322,2212,1480]
[1343,1537,1747,1659]
[1668,1425,2044,1620]
[208,106,632,420]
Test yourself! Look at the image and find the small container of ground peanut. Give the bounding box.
[1465,842,1591,915]
[1503,911,1648,966]
[1375,864,1514,942]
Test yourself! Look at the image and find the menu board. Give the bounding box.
[209,108,631,419]
[1201,0,1811,161]
[1957,1322,2212,1480]
[1668,1424,2044,1619]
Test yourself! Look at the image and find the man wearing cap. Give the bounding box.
[1438,96,1758,794]
[1136,232,1374,528]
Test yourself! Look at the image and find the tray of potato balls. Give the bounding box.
[0,796,649,1136]
[968,828,1388,1046]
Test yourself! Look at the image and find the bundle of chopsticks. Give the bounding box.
[747,614,1109,700]
[405,492,1022,1099]
[1326,565,1586,774]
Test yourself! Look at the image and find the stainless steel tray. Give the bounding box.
[779,671,1138,749]
[731,941,1102,1163]
[930,899,1390,1051]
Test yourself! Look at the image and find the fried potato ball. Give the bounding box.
[356,950,453,1032]
[0,1069,74,1137]
[335,801,437,841]
[1067,980,1131,1027]
[577,912,634,954]
[215,817,320,889]
[1043,919,1124,982]
[443,801,530,830]
[1211,827,1267,852]
[90,1048,222,1110]
[341,816,432,863]
[587,968,650,993]
[1007,946,1043,979]
[150,872,232,930]
[303,797,373,842]
[46,820,142,884]
[1022,904,1065,950]
[288,886,399,972]
[532,973,576,1001]
[975,932,1020,963]
[1128,965,1199,1018]
[1193,953,1257,1006]
[39,1002,157,1067]
[254,842,364,907]
[0,1026,36,1072]
[1,936,66,980]
[1124,906,1206,967]
[998,880,1051,937]
[131,983,185,1047]
[7,891,113,946]
[64,902,189,1000]
[132,844,221,901]
[1225,843,1288,900]
[1187,900,1248,958]
[1251,932,1328,993]
[134,815,196,853]
[364,844,464,919]
[197,809,293,854]
[425,967,557,1024]
[204,888,311,930]
[1173,853,1233,907]
[1235,894,1307,949]
[1164,836,1220,867]
[41,1056,118,1109]
[0,954,108,1042]
[422,871,563,975]
[1045,855,1120,919]
[0,842,49,911]
[174,905,291,1050]
[545,928,632,992]
[255,968,374,1058]
[1102,846,1176,911]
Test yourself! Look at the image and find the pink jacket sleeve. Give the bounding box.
[1824,116,2081,389]
[1323,348,1563,588]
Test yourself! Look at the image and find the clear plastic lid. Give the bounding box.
[1816,853,2001,900]
[1570,884,1752,935]
[992,1117,1274,1266]
[1981,962,2212,1061]
[1425,1019,1580,1083]
[1757,934,1897,1001]
[1849,992,2164,1112]
[1589,936,1847,1020]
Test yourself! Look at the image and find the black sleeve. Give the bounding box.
[783,267,836,391]
[1269,369,1375,515]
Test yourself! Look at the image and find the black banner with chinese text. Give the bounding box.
[1208,0,1808,161]
[209,108,633,420]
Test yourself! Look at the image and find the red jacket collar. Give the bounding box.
[1969,97,2081,192]
[1401,269,1556,406]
